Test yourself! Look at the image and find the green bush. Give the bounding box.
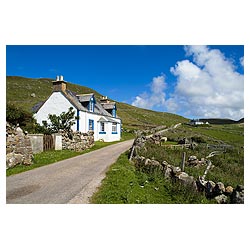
[6,102,33,127]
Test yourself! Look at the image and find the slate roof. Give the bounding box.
[101,102,116,110]
[32,101,45,113]
[76,93,94,102]
[33,89,119,119]
[98,116,117,123]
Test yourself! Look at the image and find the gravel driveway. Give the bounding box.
[6,139,134,204]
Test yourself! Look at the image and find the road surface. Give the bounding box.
[6,139,134,204]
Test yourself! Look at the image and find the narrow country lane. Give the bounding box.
[6,139,134,204]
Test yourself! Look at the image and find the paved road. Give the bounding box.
[6,139,134,204]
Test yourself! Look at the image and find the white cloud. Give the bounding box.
[132,75,167,110]
[131,46,244,120]
[167,45,244,120]
[240,56,244,67]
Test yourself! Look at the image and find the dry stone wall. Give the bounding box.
[130,135,244,204]
[59,130,94,151]
[6,123,33,169]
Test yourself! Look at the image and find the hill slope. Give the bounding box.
[6,76,188,130]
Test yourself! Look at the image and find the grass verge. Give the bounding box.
[91,151,214,204]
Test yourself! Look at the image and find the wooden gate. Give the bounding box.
[43,134,54,151]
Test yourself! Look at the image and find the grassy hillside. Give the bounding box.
[200,118,244,125]
[6,76,188,130]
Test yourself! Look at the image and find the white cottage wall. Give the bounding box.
[34,91,121,142]
[34,92,77,131]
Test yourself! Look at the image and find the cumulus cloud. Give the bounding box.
[167,45,244,120]
[131,46,244,120]
[132,75,167,110]
[240,56,244,67]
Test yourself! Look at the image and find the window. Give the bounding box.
[89,100,94,112]
[99,122,106,134]
[112,108,116,118]
[89,97,95,112]
[112,122,117,134]
[89,119,94,131]
[101,122,105,132]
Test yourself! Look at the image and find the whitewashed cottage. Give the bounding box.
[33,76,121,142]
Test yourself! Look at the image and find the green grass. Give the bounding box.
[136,139,244,188]
[6,140,131,176]
[91,151,215,204]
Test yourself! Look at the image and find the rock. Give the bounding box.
[225,186,234,195]
[172,166,181,175]
[205,180,216,198]
[178,172,195,186]
[162,160,168,165]
[6,152,23,169]
[151,160,161,167]
[164,167,172,178]
[16,126,24,136]
[196,176,207,192]
[215,194,228,204]
[188,155,199,166]
[213,182,225,196]
[235,185,244,192]
[177,172,189,178]
[188,155,197,161]
[231,185,244,204]
[145,158,152,166]
[30,93,36,97]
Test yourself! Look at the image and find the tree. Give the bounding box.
[7,102,33,127]
[42,107,79,134]
[6,102,47,133]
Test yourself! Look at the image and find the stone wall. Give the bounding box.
[60,130,94,151]
[130,135,244,204]
[6,123,33,169]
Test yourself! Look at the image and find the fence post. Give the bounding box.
[181,152,186,171]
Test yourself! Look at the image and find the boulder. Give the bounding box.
[188,155,199,166]
[151,160,161,167]
[205,180,216,198]
[213,182,225,196]
[188,155,197,161]
[145,158,152,166]
[164,167,172,179]
[231,185,244,204]
[225,186,234,195]
[215,194,228,204]
[178,172,195,186]
[6,152,23,169]
[172,166,181,175]
[161,161,168,166]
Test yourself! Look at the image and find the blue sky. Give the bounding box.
[6,45,244,120]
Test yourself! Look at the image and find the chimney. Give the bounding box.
[52,75,67,92]
[100,96,109,103]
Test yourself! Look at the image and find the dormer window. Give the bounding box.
[112,106,116,118]
[89,97,95,112]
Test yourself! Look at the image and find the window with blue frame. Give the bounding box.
[89,119,94,131]
[112,122,117,134]
[99,122,106,134]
